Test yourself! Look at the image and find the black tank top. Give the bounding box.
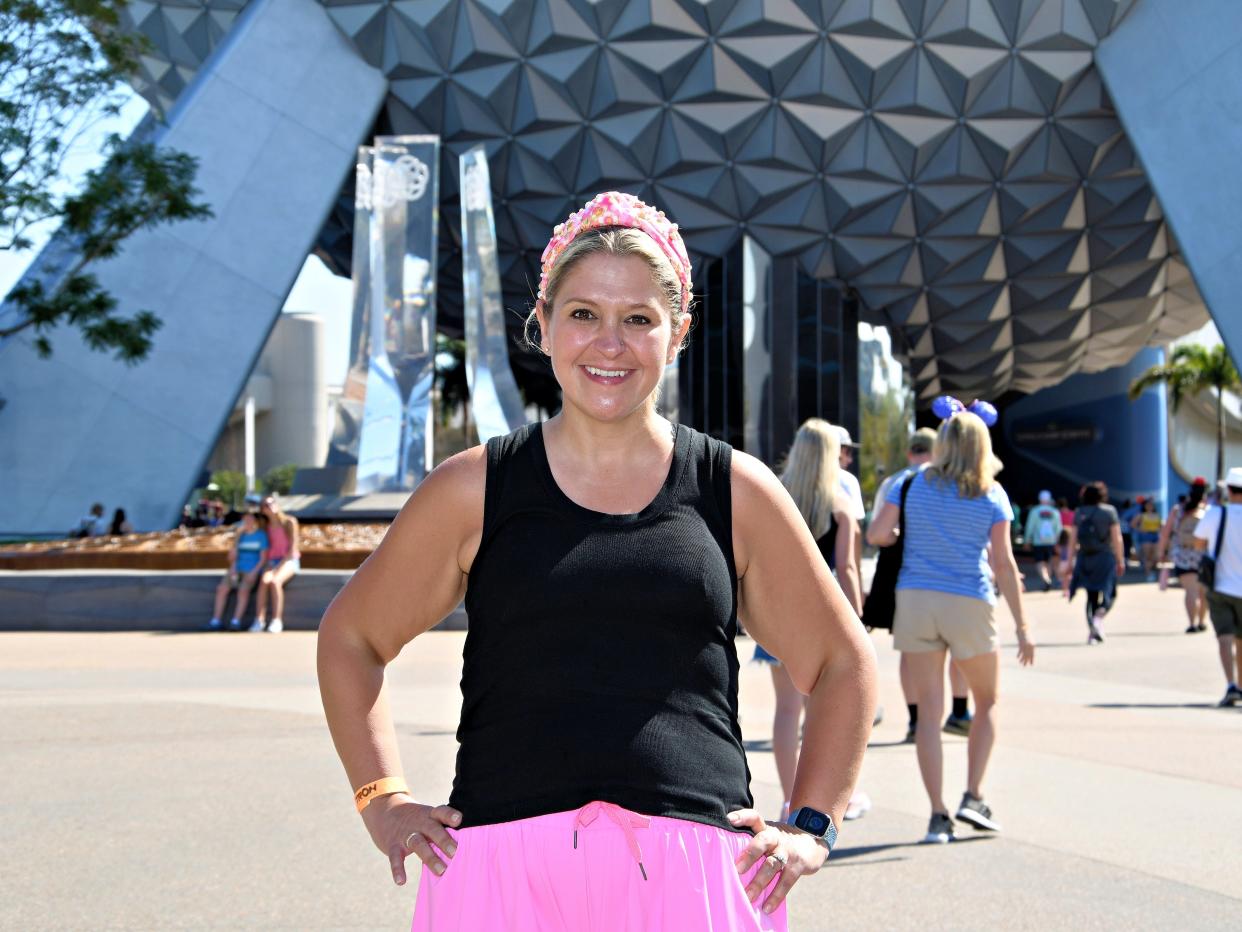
[450,422,754,830]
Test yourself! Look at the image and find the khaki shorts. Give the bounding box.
[894,588,998,660]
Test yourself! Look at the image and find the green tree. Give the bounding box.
[259,463,298,496]
[208,470,247,511]
[0,0,211,361]
[1129,342,1241,482]
[860,385,913,503]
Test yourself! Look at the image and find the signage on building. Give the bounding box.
[1013,422,1098,447]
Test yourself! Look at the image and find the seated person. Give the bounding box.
[207,511,269,631]
[252,495,301,633]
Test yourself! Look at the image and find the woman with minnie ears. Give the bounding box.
[318,192,876,929]
[868,397,1034,845]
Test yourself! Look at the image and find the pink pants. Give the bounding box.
[411,802,789,931]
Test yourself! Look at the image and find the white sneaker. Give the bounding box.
[266,618,283,633]
[844,791,872,821]
[248,619,265,633]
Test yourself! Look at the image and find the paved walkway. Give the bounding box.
[2,577,1240,930]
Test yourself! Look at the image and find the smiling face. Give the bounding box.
[536,251,689,424]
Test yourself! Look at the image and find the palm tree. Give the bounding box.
[1129,343,1242,481]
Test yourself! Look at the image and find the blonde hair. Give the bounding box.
[927,412,1002,498]
[779,418,841,539]
[524,227,692,353]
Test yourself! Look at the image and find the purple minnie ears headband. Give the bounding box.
[932,395,998,427]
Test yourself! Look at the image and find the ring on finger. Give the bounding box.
[767,851,788,870]
[404,831,422,849]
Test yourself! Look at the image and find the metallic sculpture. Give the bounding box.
[355,136,440,492]
[459,146,525,441]
[122,0,1209,403]
[742,237,773,463]
[327,146,374,470]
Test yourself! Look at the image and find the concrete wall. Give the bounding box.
[0,0,386,535]
[1097,2,1242,367]
[209,312,329,477]
[0,570,467,633]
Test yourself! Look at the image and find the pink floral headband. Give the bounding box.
[538,191,692,314]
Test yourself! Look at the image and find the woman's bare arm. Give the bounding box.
[834,511,862,615]
[1110,522,1126,576]
[732,452,876,830]
[866,501,900,547]
[988,520,1034,665]
[317,446,485,797]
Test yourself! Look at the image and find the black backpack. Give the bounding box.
[1076,507,1108,555]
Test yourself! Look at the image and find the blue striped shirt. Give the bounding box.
[885,468,1013,603]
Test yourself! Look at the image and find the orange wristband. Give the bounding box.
[354,777,409,813]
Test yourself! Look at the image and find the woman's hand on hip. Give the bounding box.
[728,808,827,914]
[361,794,462,885]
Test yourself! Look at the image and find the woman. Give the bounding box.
[751,419,863,823]
[252,495,301,633]
[207,510,268,631]
[1066,482,1126,644]
[109,508,133,536]
[317,192,876,929]
[1160,478,1210,633]
[867,406,1034,845]
[1133,498,1163,579]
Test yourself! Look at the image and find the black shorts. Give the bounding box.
[1032,545,1054,562]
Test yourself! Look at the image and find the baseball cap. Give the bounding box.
[1038,490,1052,504]
[1192,476,1208,487]
[1227,467,1242,487]
[908,428,936,454]
[833,425,860,449]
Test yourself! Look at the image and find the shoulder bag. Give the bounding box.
[1197,506,1227,591]
[861,471,917,632]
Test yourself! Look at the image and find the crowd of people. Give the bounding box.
[957,468,1242,710]
[749,409,1242,848]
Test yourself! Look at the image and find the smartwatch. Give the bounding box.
[786,806,838,853]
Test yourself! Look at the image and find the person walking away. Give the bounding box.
[252,495,302,633]
[1024,491,1062,591]
[868,404,1034,844]
[1066,482,1125,644]
[317,192,877,929]
[1057,497,1075,532]
[872,428,973,741]
[1134,498,1163,580]
[1193,468,1242,707]
[207,510,269,631]
[754,419,864,822]
[1160,477,1209,633]
[1118,499,1136,564]
[833,426,866,573]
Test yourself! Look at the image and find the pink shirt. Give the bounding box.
[267,521,298,561]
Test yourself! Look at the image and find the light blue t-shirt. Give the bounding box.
[235,529,269,574]
[885,469,1013,603]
